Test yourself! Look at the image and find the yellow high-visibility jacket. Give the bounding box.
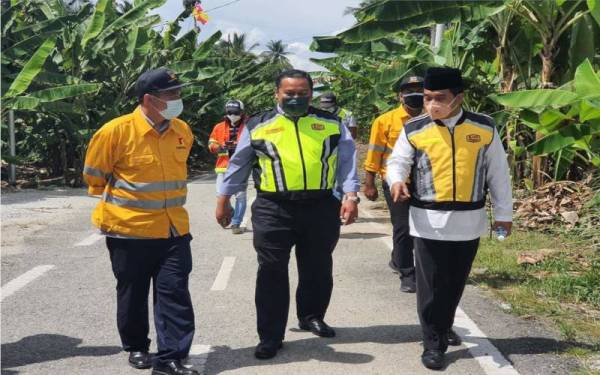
[83,106,193,238]
[248,107,341,199]
[405,111,495,210]
[364,106,412,179]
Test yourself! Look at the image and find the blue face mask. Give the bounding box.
[281,96,310,117]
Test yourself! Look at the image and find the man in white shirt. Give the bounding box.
[386,67,513,370]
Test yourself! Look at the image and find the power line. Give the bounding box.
[205,0,242,12]
[151,0,242,29]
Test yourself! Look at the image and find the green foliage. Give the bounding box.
[1,0,289,182]
[311,0,600,182]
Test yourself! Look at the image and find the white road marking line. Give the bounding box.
[183,344,211,373]
[1,265,55,302]
[74,232,103,247]
[359,201,520,375]
[210,257,236,291]
[454,307,520,374]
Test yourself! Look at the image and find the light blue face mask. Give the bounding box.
[153,96,184,119]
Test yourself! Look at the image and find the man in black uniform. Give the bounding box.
[215,69,360,360]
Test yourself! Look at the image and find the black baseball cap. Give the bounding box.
[225,99,244,114]
[398,75,424,91]
[135,68,187,100]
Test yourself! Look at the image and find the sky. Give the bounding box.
[152,0,362,71]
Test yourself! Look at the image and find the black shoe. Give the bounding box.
[388,260,400,274]
[298,318,336,338]
[447,329,462,346]
[421,349,445,370]
[254,341,283,360]
[400,273,416,293]
[152,360,199,375]
[128,351,152,369]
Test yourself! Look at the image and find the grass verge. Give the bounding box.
[473,230,600,372]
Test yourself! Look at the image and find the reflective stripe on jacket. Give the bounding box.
[83,106,193,238]
[364,105,412,178]
[405,111,495,210]
[208,117,246,173]
[248,107,341,199]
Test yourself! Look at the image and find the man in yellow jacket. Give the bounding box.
[83,68,198,375]
[363,76,424,293]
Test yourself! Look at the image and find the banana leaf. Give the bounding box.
[3,37,57,98]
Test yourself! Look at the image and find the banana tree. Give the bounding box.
[491,59,600,180]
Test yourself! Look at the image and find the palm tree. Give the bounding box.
[261,40,292,69]
[216,32,259,59]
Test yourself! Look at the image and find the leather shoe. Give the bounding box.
[254,341,283,360]
[152,360,199,375]
[299,318,336,338]
[421,349,445,370]
[128,351,152,369]
[447,329,462,346]
[400,273,416,293]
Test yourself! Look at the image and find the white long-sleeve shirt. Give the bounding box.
[386,109,513,241]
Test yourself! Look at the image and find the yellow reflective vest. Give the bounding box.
[364,106,412,179]
[405,111,495,210]
[83,106,193,238]
[248,107,341,199]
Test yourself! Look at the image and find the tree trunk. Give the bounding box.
[532,47,554,187]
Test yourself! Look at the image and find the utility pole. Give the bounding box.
[8,110,16,185]
[431,23,445,52]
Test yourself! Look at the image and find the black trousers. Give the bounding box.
[414,237,479,352]
[382,181,414,276]
[106,234,195,365]
[251,195,341,342]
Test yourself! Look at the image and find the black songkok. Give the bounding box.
[424,67,463,91]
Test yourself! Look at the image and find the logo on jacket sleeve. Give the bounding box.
[311,123,325,131]
[466,134,481,143]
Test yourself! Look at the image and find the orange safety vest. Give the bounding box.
[83,106,193,239]
[208,117,246,173]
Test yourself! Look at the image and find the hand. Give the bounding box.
[492,221,513,236]
[363,182,378,201]
[339,200,359,225]
[391,181,410,202]
[215,196,233,228]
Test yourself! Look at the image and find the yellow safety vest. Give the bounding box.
[83,107,193,238]
[405,111,495,210]
[337,108,350,120]
[248,107,341,199]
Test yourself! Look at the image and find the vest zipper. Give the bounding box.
[293,118,308,189]
[449,126,456,201]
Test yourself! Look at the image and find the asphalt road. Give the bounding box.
[1,175,579,374]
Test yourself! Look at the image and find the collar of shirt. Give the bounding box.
[441,108,464,129]
[134,106,185,137]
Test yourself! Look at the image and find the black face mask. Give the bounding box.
[281,96,310,117]
[403,93,424,110]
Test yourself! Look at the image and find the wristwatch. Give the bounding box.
[345,195,361,204]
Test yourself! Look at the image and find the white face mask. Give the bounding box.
[227,114,241,123]
[425,96,459,120]
[153,96,183,120]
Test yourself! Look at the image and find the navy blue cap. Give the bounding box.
[135,68,187,99]
[399,75,424,91]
